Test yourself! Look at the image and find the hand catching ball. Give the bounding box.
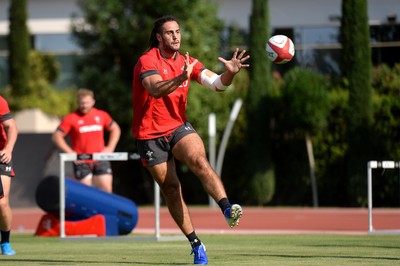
[266,35,295,64]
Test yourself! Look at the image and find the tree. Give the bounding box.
[282,67,330,207]
[369,64,400,207]
[8,0,30,98]
[5,0,73,115]
[340,0,372,206]
[2,50,75,116]
[245,0,275,205]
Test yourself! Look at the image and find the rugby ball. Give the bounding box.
[266,35,295,64]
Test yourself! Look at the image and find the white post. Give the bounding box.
[208,113,217,208]
[59,154,66,238]
[154,181,161,239]
[305,133,318,207]
[216,99,243,177]
[59,153,77,238]
[367,161,374,233]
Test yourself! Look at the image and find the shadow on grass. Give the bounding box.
[306,244,400,250]
[240,253,400,261]
[0,259,189,265]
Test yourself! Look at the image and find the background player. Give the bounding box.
[52,88,121,193]
[0,96,18,256]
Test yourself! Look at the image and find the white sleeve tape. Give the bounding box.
[214,75,227,91]
[200,70,228,91]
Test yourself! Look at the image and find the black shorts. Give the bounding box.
[0,161,14,198]
[0,161,14,177]
[137,121,196,167]
[73,161,112,180]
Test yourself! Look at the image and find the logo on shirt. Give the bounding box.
[79,125,103,133]
[163,69,168,74]
[179,80,188,88]
[94,116,100,123]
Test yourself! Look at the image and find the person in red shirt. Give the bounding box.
[132,16,249,264]
[52,88,121,193]
[0,96,18,256]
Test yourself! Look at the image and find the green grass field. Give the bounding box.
[1,233,399,265]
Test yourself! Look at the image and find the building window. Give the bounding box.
[0,36,7,51]
[370,24,400,67]
[34,34,80,53]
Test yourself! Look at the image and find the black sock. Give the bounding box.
[1,230,10,244]
[218,197,231,214]
[186,231,201,248]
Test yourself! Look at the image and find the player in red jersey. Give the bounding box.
[52,88,121,193]
[0,96,18,255]
[132,16,249,264]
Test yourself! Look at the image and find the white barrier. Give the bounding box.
[59,152,184,241]
[367,161,400,235]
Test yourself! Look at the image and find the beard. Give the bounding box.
[160,41,180,54]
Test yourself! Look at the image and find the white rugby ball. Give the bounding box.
[266,35,295,64]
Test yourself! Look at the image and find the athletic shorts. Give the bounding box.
[73,161,112,180]
[0,161,14,199]
[137,121,196,167]
[0,161,15,177]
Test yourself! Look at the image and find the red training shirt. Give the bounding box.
[132,48,205,139]
[57,108,114,154]
[0,96,12,150]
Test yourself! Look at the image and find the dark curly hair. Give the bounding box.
[148,16,179,49]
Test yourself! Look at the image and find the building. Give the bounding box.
[1,0,399,88]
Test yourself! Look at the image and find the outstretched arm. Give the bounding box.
[218,48,250,86]
[200,48,250,92]
[142,52,198,98]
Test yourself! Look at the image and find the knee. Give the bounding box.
[161,180,181,199]
[0,197,9,210]
[189,156,212,176]
[190,155,209,170]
